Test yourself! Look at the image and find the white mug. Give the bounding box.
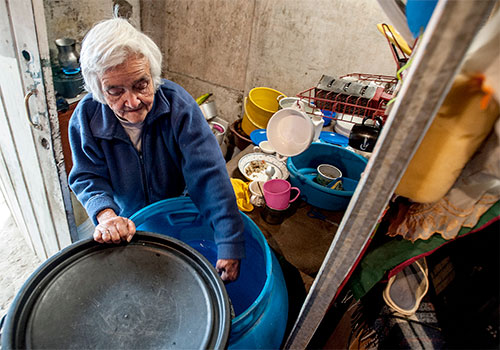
[279,97,306,111]
[253,141,275,154]
[248,180,266,207]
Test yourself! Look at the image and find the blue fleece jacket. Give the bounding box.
[68,79,245,260]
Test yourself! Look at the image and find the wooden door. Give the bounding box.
[0,0,74,260]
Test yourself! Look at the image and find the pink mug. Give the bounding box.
[262,179,300,210]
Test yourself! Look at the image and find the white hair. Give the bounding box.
[79,18,163,104]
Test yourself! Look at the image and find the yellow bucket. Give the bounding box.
[247,87,286,125]
[241,102,264,136]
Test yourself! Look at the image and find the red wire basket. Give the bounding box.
[296,73,398,124]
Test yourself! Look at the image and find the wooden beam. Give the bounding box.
[284,0,497,348]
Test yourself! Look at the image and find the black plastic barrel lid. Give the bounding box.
[3,232,229,349]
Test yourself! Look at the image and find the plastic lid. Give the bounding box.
[2,233,230,350]
[319,131,349,147]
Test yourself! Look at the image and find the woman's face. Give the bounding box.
[100,55,155,123]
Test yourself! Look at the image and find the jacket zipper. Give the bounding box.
[138,151,151,205]
[131,125,151,205]
[123,122,150,205]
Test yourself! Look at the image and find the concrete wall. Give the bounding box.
[43,0,141,66]
[141,0,397,125]
[43,0,397,125]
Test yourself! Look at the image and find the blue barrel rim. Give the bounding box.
[233,211,273,324]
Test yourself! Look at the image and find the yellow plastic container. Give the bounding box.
[241,105,264,136]
[247,87,286,125]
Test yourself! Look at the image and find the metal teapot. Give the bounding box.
[348,117,383,153]
[55,38,80,74]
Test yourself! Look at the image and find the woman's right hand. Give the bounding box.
[94,208,136,243]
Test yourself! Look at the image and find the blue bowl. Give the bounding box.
[249,129,267,146]
[321,109,335,127]
[287,143,367,211]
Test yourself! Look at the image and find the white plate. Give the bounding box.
[238,153,289,181]
[334,114,364,137]
[334,122,352,137]
[267,108,313,157]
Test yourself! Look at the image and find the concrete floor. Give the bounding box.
[0,191,41,317]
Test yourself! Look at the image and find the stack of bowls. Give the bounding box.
[334,115,364,137]
[242,87,286,136]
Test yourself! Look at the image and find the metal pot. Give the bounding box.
[200,101,217,120]
[348,117,383,153]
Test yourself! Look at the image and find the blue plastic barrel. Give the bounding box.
[130,197,288,349]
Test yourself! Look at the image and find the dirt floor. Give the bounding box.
[0,191,41,317]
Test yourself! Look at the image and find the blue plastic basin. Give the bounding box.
[130,197,288,349]
[287,143,368,211]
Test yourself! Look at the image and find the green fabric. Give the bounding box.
[349,201,500,300]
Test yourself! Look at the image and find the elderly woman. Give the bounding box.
[68,18,244,282]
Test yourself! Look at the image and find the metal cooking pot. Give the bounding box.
[348,117,383,153]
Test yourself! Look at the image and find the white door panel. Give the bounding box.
[0,0,73,260]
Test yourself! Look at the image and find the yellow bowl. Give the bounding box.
[245,97,268,125]
[241,107,263,136]
[247,87,286,125]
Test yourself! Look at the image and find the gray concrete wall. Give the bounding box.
[43,0,141,66]
[43,0,397,125]
[142,0,397,125]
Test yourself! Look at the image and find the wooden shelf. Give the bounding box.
[58,101,78,176]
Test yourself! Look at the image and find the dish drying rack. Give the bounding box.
[297,73,398,124]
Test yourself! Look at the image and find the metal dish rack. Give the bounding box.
[296,73,398,124]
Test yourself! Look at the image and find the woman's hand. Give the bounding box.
[94,208,136,243]
[216,259,240,282]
